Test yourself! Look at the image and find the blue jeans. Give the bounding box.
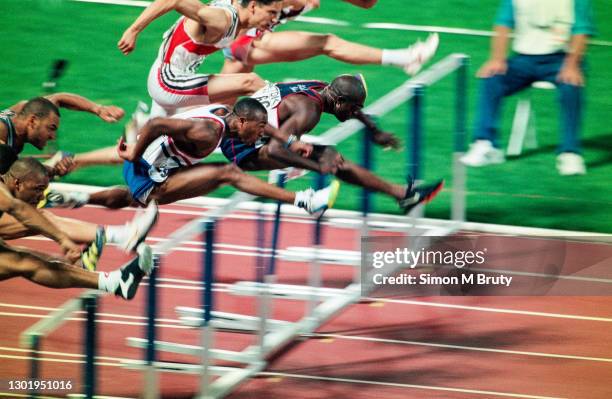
[474,53,584,153]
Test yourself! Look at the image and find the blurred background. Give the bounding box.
[2,0,610,232]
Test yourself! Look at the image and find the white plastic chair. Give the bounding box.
[506,81,556,156]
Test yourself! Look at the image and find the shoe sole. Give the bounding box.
[327,180,341,208]
[125,202,159,252]
[309,180,341,218]
[137,243,153,275]
[421,180,444,204]
[404,33,439,75]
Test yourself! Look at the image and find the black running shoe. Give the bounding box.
[115,244,153,300]
[399,179,444,214]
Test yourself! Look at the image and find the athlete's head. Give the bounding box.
[3,157,49,205]
[18,97,60,150]
[327,74,368,122]
[232,97,268,145]
[239,0,283,31]
[0,144,18,175]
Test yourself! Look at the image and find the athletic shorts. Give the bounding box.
[147,61,212,114]
[123,159,158,206]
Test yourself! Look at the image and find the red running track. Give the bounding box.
[1,203,612,399]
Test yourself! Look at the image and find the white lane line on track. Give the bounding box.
[309,333,612,364]
[5,275,612,323]
[374,297,612,323]
[256,372,567,399]
[0,346,126,362]
[17,234,612,286]
[2,307,612,363]
[0,351,566,399]
[0,353,120,367]
[0,312,190,330]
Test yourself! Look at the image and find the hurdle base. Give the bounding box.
[176,307,292,332]
[229,281,358,301]
[127,337,260,364]
[280,247,360,266]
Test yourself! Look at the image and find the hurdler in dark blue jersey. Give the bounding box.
[220,80,326,165]
[220,74,444,214]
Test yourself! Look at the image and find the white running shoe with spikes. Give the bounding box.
[404,33,440,76]
[295,180,340,216]
[118,201,159,253]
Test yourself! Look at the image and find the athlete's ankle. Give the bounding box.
[97,270,119,293]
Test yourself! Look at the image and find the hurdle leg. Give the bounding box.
[143,255,160,399]
[452,55,468,222]
[307,174,326,315]
[198,220,216,398]
[28,335,41,399]
[408,84,426,219]
[82,295,97,399]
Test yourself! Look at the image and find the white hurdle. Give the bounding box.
[121,54,470,398]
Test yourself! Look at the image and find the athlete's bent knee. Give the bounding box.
[14,253,41,279]
[321,33,340,54]
[219,163,244,183]
[241,73,265,93]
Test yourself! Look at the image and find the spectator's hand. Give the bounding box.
[53,156,76,177]
[96,105,125,123]
[289,141,313,157]
[118,29,138,55]
[557,64,585,86]
[60,238,82,264]
[117,136,135,161]
[372,131,400,150]
[477,59,507,78]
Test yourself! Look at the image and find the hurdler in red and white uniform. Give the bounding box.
[118,0,283,117]
[147,1,240,114]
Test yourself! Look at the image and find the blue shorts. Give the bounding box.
[219,136,261,166]
[123,159,157,205]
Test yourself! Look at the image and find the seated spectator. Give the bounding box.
[461,0,595,175]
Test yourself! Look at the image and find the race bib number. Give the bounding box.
[252,83,281,110]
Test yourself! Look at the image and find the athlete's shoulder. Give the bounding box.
[173,104,228,120]
[280,92,322,116]
[277,80,326,97]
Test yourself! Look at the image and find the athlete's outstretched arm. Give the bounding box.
[0,184,81,262]
[118,0,225,54]
[264,99,340,172]
[117,117,215,162]
[263,125,323,171]
[10,93,124,123]
[354,110,400,150]
[47,93,125,123]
